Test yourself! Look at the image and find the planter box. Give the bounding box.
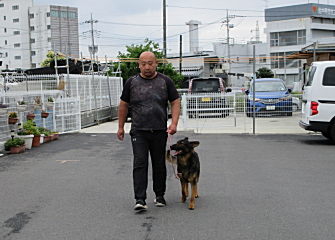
[26,113,35,120]
[10,144,26,154]
[40,134,44,144]
[45,102,55,108]
[0,108,8,115]
[18,135,34,149]
[51,133,59,141]
[44,135,52,143]
[8,117,18,125]
[17,105,27,112]
[41,112,49,118]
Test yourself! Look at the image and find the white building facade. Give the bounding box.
[0,0,78,70]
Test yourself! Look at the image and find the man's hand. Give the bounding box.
[117,128,125,141]
[167,123,177,135]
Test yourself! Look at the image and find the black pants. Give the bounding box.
[130,129,168,201]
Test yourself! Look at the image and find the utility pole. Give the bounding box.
[226,10,231,87]
[84,14,98,63]
[163,0,167,65]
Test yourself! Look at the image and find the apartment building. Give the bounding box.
[0,0,79,70]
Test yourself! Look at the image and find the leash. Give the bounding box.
[168,134,180,180]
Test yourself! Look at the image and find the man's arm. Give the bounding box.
[117,100,129,141]
[167,98,180,135]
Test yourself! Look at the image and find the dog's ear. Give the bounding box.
[184,137,189,141]
[190,141,200,148]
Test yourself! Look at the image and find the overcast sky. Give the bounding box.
[33,0,335,59]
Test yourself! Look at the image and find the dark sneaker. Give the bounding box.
[134,199,147,211]
[154,196,166,207]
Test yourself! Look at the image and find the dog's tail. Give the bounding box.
[166,150,177,164]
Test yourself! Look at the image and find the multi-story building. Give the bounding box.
[265,3,335,85]
[0,0,78,70]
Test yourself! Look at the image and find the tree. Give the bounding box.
[256,67,274,78]
[108,38,183,88]
[40,51,66,67]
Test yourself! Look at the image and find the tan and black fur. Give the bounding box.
[166,137,200,210]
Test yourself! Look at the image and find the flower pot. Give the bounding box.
[18,135,34,149]
[8,117,18,125]
[17,104,27,112]
[41,112,49,118]
[10,144,26,154]
[46,102,54,108]
[40,134,44,144]
[32,135,41,147]
[44,135,52,142]
[33,104,43,110]
[27,113,35,120]
[0,108,8,115]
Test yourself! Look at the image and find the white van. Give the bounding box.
[299,61,335,141]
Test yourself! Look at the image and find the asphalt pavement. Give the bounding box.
[1,117,335,239]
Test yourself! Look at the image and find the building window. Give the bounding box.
[51,11,59,17]
[270,52,300,69]
[5,40,7,45]
[30,38,35,43]
[248,58,253,64]
[47,12,50,17]
[29,13,34,19]
[13,18,19,23]
[4,16,6,20]
[259,54,266,63]
[14,56,21,60]
[0,3,4,8]
[13,31,20,35]
[47,25,51,30]
[31,51,36,56]
[61,11,67,18]
[32,63,37,68]
[69,12,76,18]
[270,30,306,47]
[236,57,239,62]
[47,37,52,42]
[4,28,7,33]
[12,5,19,10]
[30,26,35,31]
[14,43,20,47]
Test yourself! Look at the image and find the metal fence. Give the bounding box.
[0,73,122,143]
[180,92,303,133]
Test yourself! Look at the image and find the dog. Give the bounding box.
[166,137,200,210]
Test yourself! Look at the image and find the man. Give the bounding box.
[117,51,180,211]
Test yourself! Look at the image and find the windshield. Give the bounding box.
[192,79,220,93]
[251,81,286,92]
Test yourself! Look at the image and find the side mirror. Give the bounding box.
[288,89,292,93]
[244,89,249,95]
[226,88,232,93]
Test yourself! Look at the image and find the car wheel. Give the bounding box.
[292,104,298,112]
[329,123,335,142]
[322,131,332,140]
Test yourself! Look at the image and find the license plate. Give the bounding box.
[202,97,211,102]
[266,105,275,110]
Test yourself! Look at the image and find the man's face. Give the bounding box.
[138,53,158,79]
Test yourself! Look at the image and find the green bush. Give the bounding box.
[23,120,40,136]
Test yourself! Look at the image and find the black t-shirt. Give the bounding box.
[120,72,179,131]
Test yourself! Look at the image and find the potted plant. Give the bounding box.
[17,130,34,149]
[26,112,35,120]
[4,137,26,154]
[33,96,43,110]
[41,110,49,118]
[8,112,18,125]
[0,103,9,114]
[17,100,27,112]
[50,131,60,141]
[38,127,46,144]
[46,97,55,108]
[23,120,41,147]
[43,131,52,142]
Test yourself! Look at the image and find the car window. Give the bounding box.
[306,66,316,86]
[251,81,286,92]
[323,67,335,86]
[192,79,220,92]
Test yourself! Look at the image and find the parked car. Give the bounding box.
[299,61,335,141]
[187,77,231,118]
[245,78,293,117]
[292,97,301,112]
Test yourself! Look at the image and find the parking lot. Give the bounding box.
[0,130,335,239]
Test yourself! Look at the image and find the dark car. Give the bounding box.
[245,78,293,117]
[187,77,231,118]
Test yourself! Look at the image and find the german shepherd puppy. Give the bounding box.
[166,137,200,210]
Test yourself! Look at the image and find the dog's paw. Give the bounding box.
[188,204,195,210]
